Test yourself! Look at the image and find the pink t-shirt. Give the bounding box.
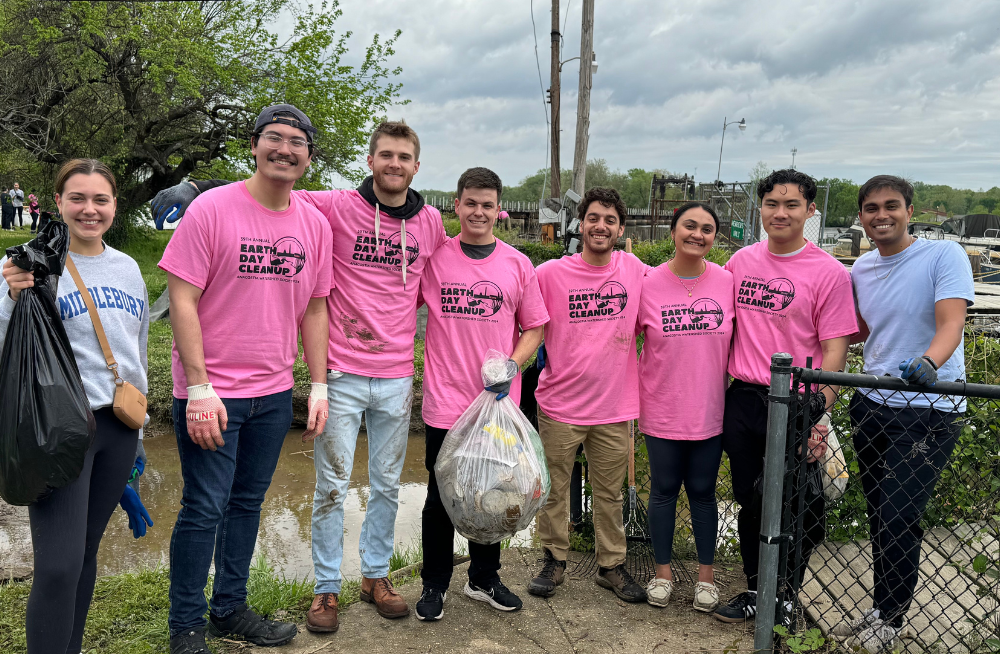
[160,181,334,398]
[534,251,648,425]
[638,262,734,439]
[296,190,447,378]
[725,241,857,385]
[421,238,550,429]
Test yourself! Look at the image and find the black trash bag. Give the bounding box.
[0,221,96,505]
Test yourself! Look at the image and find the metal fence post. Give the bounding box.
[754,352,793,653]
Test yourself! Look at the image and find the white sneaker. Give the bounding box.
[692,582,720,613]
[849,619,900,653]
[645,578,673,608]
[831,608,880,640]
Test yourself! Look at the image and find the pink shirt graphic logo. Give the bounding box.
[568,280,628,321]
[385,230,420,266]
[351,229,420,269]
[441,281,505,319]
[661,297,726,334]
[737,276,796,312]
[238,236,306,280]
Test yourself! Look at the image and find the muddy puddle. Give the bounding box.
[0,429,536,582]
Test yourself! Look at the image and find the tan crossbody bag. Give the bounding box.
[64,257,147,430]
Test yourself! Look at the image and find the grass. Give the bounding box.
[0,549,422,654]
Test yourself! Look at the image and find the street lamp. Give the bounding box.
[716,117,747,182]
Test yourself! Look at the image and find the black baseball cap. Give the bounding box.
[253,104,318,142]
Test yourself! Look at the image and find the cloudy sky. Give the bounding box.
[299,0,1000,193]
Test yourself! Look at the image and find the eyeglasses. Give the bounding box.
[259,133,309,151]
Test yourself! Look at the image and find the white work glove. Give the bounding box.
[303,382,329,442]
[186,383,228,451]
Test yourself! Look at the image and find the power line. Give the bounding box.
[530,0,551,201]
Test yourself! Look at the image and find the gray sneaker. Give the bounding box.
[849,619,900,653]
[831,608,881,640]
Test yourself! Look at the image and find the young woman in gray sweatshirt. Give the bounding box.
[0,159,149,654]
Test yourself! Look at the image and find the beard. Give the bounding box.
[583,231,616,254]
[373,167,414,195]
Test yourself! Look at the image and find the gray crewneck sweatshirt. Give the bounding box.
[0,245,149,411]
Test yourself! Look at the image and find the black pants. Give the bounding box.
[30,211,38,230]
[722,380,826,594]
[26,407,139,654]
[849,393,960,627]
[14,205,23,226]
[645,434,723,566]
[421,425,502,591]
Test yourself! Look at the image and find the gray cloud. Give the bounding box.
[312,0,1000,192]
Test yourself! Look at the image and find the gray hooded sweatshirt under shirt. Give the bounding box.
[0,245,149,411]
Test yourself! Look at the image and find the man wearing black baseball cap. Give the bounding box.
[153,112,448,636]
[161,103,334,654]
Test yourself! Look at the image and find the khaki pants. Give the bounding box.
[536,410,629,568]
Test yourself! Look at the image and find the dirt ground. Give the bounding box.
[0,500,32,582]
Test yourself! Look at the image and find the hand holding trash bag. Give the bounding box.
[0,222,96,505]
[2,258,35,300]
[434,349,550,545]
[484,358,518,400]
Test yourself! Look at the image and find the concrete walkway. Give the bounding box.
[249,548,754,654]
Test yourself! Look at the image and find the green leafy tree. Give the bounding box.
[0,0,403,243]
[500,161,669,207]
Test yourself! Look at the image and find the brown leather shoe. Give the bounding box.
[360,576,410,618]
[306,593,339,633]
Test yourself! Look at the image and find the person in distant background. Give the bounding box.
[28,191,39,232]
[1,189,12,230]
[9,182,25,227]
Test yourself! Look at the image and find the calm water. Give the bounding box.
[77,430,431,580]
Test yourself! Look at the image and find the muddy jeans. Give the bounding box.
[535,411,629,569]
[168,390,292,635]
[312,372,412,594]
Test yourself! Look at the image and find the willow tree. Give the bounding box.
[0,0,403,241]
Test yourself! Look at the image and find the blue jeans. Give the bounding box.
[168,390,292,635]
[312,372,412,594]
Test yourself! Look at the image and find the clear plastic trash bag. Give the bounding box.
[434,349,550,545]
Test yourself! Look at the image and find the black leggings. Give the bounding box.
[13,205,23,226]
[26,407,139,654]
[645,434,723,566]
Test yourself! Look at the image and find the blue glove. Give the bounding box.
[119,485,153,538]
[536,342,547,370]
[150,182,199,229]
[120,456,153,538]
[899,356,938,386]
[485,358,518,401]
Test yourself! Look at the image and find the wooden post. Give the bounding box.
[549,0,561,200]
[571,0,595,199]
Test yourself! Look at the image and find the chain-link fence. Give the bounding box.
[755,351,1000,653]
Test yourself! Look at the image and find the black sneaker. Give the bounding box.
[207,603,297,646]
[528,549,566,597]
[416,587,447,621]
[595,564,647,602]
[170,628,211,654]
[464,579,523,612]
[713,591,757,623]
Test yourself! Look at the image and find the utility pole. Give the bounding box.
[549,0,561,200]
[570,0,595,200]
[791,147,798,169]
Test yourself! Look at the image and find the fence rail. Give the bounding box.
[756,360,1000,653]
